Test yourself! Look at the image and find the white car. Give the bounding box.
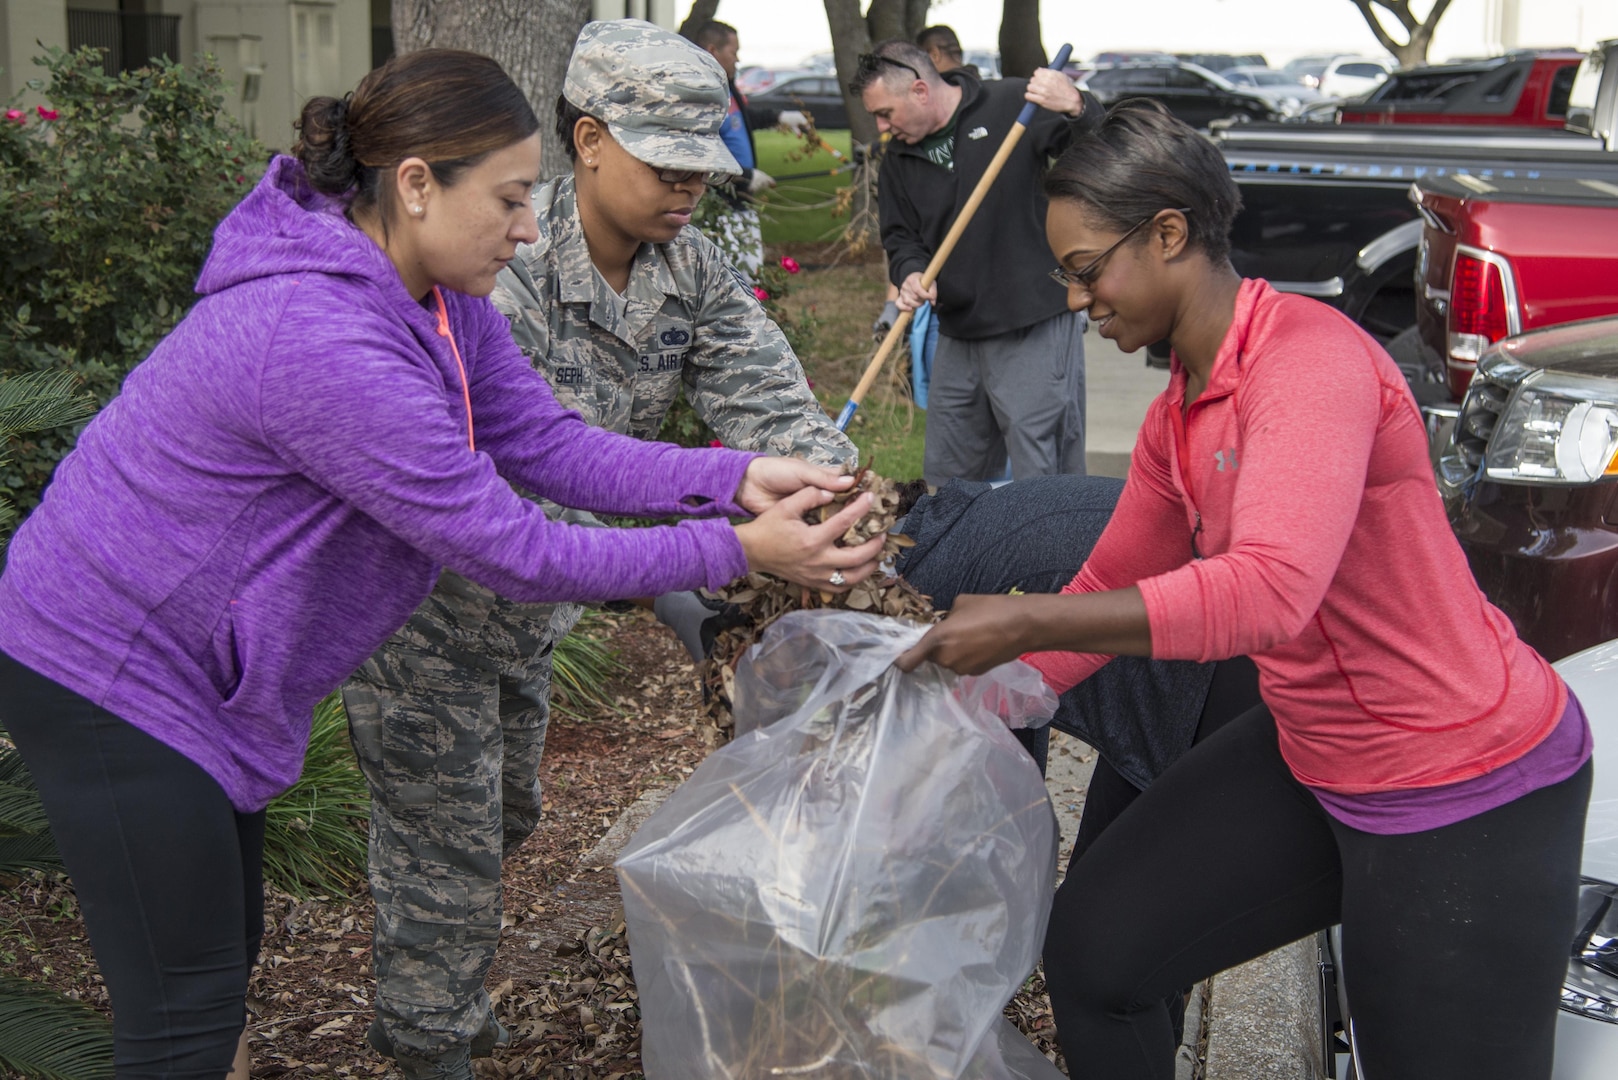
[1316,56,1394,100]
[1223,65,1328,117]
[1320,637,1618,1077]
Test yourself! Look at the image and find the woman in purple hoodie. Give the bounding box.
[0,50,880,1078]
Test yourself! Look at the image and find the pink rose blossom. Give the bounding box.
[708,439,724,448]
[4,109,24,124]
[753,286,770,302]
[35,106,58,121]
[806,378,815,389]
[780,256,801,274]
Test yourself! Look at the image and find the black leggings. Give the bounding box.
[0,650,264,1079]
[1043,702,1591,1080]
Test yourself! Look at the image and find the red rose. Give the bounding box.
[753,286,770,302]
[35,106,58,121]
[780,256,801,274]
[4,109,24,124]
[708,439,724,448]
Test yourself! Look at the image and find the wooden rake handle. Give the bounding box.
[836,44,1073,431]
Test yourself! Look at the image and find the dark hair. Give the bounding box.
[849,39,939,97]
[554,95,594,163]
[691,20,737,51]
[916,25,963,60]
[294,48,539,224]
[1042,100,1242,263]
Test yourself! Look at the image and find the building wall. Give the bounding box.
[192,0,370,149]
[1,0,69,104]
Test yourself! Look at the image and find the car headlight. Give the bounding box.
[1484,370,1618,485]
[1565,877,1618,1024]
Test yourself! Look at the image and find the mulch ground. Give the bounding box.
[0,609,1064,1077]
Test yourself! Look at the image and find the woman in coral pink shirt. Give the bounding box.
[897,102,1591,1080]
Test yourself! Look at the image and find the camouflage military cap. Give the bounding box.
[564,19,742,177]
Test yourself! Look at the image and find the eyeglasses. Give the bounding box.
[856,52,923,84]
[652,166,729,186]
[1048,208,1194,290]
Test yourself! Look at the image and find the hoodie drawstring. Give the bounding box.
[431,286,475,453]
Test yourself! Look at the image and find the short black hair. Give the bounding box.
[691,20,737,52]
[916,25,962,59]
[554,95,593,162]
[1043,100,1242,263]
[848,39,938,97]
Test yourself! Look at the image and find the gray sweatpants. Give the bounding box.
[922,310,1087,486]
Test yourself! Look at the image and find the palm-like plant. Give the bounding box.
[0,369,112,1079]
[0,370,95,550]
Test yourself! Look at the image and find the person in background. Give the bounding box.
[898,101,1590,1080]
[854,40,1095,486]
[871,27,975,351]
[916,23,978,78]
[691,18,774,282]
[342,21,859,1079]
[0,46,879,1080]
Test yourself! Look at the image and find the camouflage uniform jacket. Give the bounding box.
[492,175,855,465]
[401,176,857,646]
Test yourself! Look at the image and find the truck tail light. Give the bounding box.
[1447,252,1514,374]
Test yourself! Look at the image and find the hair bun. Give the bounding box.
[294,94,360,195]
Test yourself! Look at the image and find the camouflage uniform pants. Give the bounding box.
[343,570,582,1062]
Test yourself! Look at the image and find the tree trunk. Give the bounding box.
[677,0,723,41]
[391,0,591,179]
[821,0,879,250]
[1349,0,1455,67]
[822,0,877,149]
[865,0,933,47]
[997,0,1047,80]
[904,0,931,43]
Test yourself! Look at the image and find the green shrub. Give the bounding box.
[660,193,817,449]
[262,693,369,898]
[0,47,263,516]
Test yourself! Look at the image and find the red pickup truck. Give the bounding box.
[1413,175,1618,401]
[1340,50,1583,128]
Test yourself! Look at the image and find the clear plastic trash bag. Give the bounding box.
[616,610,1062,1080]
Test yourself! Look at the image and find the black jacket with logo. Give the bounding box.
[878,70,1100,340]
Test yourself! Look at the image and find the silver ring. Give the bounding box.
[828,569,846,587]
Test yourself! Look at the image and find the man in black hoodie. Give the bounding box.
[854,40,1098,486]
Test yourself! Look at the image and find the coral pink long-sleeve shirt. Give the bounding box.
[1026,280,1564,794]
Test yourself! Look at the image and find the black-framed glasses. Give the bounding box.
[1048,207,1193,290]
[856,52,923,84]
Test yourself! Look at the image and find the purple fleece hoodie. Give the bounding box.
[0,157,757,811]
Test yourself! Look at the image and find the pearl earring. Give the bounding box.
[412,205,423,214]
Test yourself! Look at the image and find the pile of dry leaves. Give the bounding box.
[702,468,938,734]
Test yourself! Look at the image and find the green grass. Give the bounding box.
[754,129,854,245]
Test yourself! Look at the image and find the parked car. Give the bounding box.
[962,50,1001,79]
[1317,56,1394,99]
[1433,316,1618,661]
[1320,631,1618,1077]
[1174,52,1267,74]
[1413,171,1618,400]
[1223,65,1327,117]
[1341,49,1585,128]
[1084,62,1279,129]
[1091,50,1177,65]
[1210,38,1618,346]
[736,66,805,95]
[744,73,850,131]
